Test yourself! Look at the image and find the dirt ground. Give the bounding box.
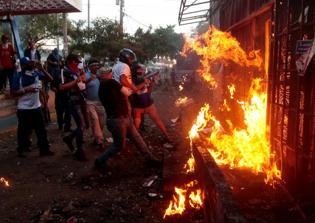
[0,84,205,223]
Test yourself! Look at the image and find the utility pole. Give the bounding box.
[88,0,90,37]
[56,14,60,52]
[119,0,124,32]
[63,13,68,56]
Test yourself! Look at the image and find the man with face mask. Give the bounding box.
[11,57,54,157]
[54,53,87,161]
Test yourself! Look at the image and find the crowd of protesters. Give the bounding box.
[0,33,175,170]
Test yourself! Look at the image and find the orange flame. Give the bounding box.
[164,187,187,217]
[182,26,262,88]
[227,84,235,99]
[184,156,195,173]
[175,96,188,107]
[189,189,203,209]
[0,177,10,187]
[186,26,281,185]
[164,181,203,218]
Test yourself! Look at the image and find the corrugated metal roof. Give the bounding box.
[0,0,81,16]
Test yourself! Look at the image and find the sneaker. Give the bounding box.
[40,150,55,156]
[63,136,75,152]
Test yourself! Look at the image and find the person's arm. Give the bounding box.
[11,76,37,97]
[12,85,37,97]
[36,63,53,82]
[120,86,132,97]
[59,77,81,91]
[120,74,142,93]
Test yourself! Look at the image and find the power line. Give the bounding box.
[123,12,151,29]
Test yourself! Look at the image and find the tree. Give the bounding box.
[18,14,66,46]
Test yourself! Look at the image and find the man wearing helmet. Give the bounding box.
[112,48,139,93]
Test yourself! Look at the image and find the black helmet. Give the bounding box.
[119,48,137,65]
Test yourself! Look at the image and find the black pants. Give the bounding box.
[17,108,50,154]
[55,94,71,130]
[0,68,14,91]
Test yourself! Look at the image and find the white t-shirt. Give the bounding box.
[112,61,132,85]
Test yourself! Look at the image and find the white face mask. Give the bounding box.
[78,62,84,70]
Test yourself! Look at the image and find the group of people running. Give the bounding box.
[6,36,173,169]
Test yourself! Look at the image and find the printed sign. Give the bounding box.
[296,39,315,76]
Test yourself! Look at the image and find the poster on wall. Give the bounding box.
[296,39,315,76]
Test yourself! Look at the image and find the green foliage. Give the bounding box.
[17,14,184,61]
[18,14,65,45]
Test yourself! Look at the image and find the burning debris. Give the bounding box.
[163,181,203,218]
[175,96,194,108]
[0,177,10,187]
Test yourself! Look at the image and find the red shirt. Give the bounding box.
[0,44,14,68]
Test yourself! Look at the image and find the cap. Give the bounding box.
[20,57,31,65]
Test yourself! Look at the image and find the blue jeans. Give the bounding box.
[96,117,153,164]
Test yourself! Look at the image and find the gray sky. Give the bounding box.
[68,0,197,34]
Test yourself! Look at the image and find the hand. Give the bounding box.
[24,85,37,93]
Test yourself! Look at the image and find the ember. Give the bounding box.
[0,177,10,187]
[175,96,188,107]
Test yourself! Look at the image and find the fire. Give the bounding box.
[164,187,187,217]
[179,84,184,91]
[185,26,281,185]
[189,82,280,185]
[184,156,195,173]
[227,84,235,99]
[189,189,203,209]
[175,96,188,107]
[163,181,203,218]
[0,177,10,187]
[182,26,262,88]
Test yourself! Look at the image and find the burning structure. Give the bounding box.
[179,0,315,193]
[169,0,315,222]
